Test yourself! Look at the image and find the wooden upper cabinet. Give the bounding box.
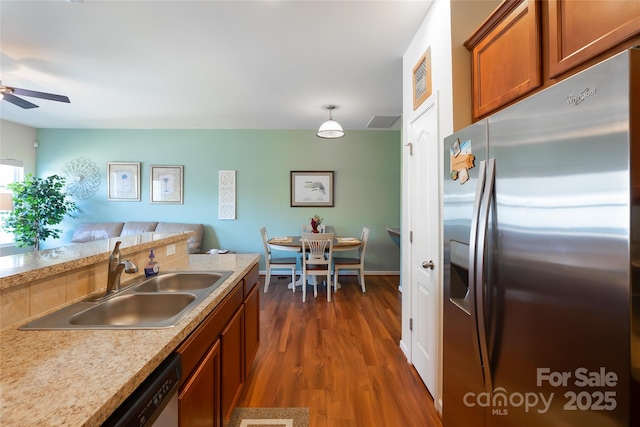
[463,0,640,121]
[546,0,640,78]
[465,0,541,119]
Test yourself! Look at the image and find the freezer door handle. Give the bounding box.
[475,158,495,393]
[468,160,486,387]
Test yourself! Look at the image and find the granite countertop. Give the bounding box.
[0,253,260,427]
[0,232,192,290]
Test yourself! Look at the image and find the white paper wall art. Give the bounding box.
[219,170,236,220]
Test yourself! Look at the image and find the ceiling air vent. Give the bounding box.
[366,115,400,129]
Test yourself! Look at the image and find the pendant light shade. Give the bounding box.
[317,105,344,139]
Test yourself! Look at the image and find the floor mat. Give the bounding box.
[227,407,309,427]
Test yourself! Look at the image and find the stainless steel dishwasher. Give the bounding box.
[102,353,182,427]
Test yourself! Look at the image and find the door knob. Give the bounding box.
[422,260,435,270]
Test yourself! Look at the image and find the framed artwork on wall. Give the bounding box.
[413,46,432,110]
[150,165,184,204]
[290,170,334,207]
[107,162,140,201]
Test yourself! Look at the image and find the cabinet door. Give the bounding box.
[547,0,640,77]
[221,306,245,424]
[244,283,260,376]
[466,0,541,119]
[178,339,221,427]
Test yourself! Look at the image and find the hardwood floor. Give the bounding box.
[235,274,443,427]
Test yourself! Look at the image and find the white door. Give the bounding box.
[409,97,440,398]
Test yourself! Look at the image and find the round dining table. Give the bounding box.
[267,235,362,291]
[267,235,361,252]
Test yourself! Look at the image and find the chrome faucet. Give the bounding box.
[105,241,139,296]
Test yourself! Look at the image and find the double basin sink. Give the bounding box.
[20,271,233,330]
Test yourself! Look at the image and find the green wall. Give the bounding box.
[35,129,401,272]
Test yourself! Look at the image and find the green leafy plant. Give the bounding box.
[2,174,77,250]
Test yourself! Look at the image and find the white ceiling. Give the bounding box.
[0,0,433,131]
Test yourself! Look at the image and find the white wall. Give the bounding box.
[0,119,37,256]
[400,0,501,415]
[401,0,454,414]
[0,119,36,174]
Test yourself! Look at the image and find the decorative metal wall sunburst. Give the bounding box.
[62,158,100,199]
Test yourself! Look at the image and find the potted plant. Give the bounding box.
[2,174,77,251]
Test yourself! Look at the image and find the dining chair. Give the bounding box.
[333,227,370,293]
[260,227,297,293]
[298,224,325,277]
[300,232,334,302]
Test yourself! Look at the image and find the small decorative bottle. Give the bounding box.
[144,249,159,277]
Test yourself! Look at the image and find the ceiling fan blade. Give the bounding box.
[2,92,39,109]
[11,87,70,103]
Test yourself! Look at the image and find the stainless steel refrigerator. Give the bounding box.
[443,48,639,427]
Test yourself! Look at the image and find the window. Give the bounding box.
[0,159,24,246]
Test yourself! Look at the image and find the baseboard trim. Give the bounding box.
[399,339,409,360]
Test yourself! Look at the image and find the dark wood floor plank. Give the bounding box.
[235,275,443,427]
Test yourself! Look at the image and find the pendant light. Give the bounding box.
[316,105,344,139]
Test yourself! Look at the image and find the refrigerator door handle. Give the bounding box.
[468,160,487,387]
[475,158,495,393]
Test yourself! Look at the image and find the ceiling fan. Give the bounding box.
[0,81,70,109]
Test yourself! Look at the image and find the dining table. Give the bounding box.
[268,235,361,252]
[267,235,362,290]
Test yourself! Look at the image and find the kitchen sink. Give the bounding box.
[134,272,227,293]
[19,270,233,330]
[68,293,197,327]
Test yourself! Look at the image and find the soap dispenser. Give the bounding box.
[144,249,159,277]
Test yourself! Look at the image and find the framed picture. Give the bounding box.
[413,46,432,110]
[107,162,140,201]
[150,165,184,204]
[290,171,334,207]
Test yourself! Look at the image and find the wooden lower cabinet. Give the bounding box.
[221,306,245,423]
[176,262,259,427]
[178,340,221,427]
[244,283,260,376]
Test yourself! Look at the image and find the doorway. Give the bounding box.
[406,95,441,405]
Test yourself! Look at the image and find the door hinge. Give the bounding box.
[409,230,413,243]
[409,318,413,331]
[405,142,413,156]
